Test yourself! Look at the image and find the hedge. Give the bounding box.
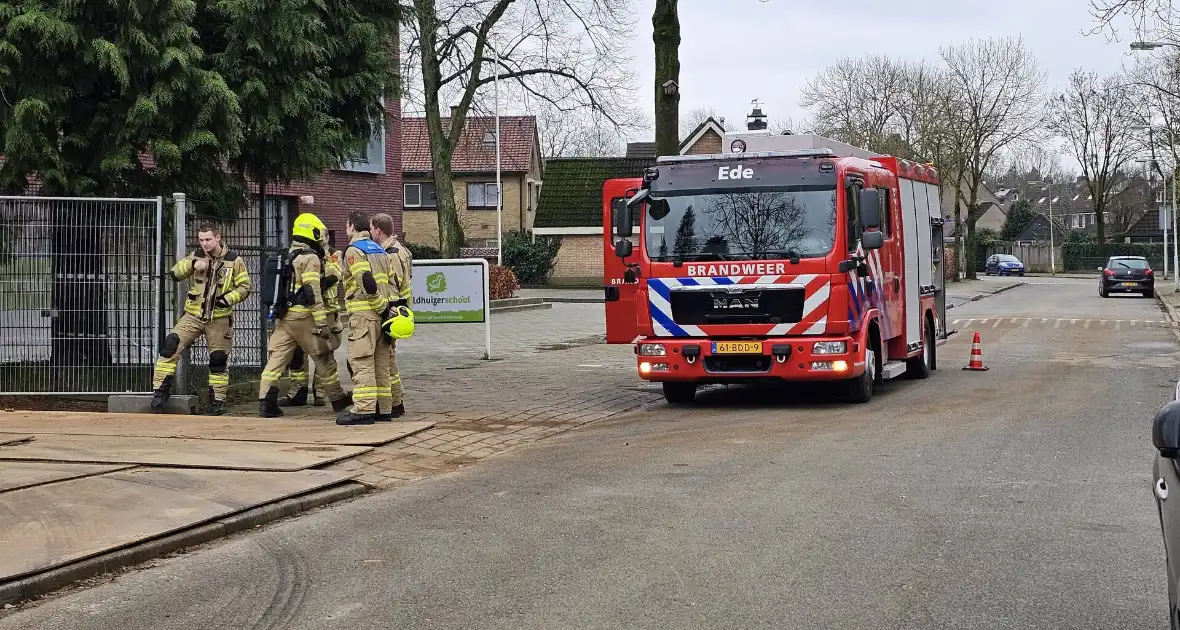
[1062,242,1166,271]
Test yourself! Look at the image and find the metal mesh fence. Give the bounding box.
[0,196,164,394]
[162,197,288,395]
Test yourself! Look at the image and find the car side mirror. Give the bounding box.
[1154,400,1180,459]
[859,189,882,229]
[861,230,884,250]
[614,238,633,258]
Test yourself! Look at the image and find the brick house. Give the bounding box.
[532,121,723,286]
[400,111,543,248]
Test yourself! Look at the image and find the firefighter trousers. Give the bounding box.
[283,313,342,397]
[346,317,390,415]
[389,339,404,405]
[152,313,233,401]
[259,317,345,402]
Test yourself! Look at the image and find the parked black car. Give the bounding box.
[1099,256,1155,298]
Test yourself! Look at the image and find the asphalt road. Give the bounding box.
[3,277,1176,629]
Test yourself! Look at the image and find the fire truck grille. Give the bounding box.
[669,287,806,326]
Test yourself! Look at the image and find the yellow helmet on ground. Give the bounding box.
[382,304,415,339]
[292,213,326,242]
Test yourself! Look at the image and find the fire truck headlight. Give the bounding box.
[812,341,847,355]
[638,343,666,356]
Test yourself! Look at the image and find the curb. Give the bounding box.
[1155,293,1180,345]
[946,282,1025,310]
[0,481,368,607]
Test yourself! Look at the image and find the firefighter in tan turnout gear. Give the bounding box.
[151,223,251,415]
[258,213,349,417]
[337,211,394,425]
[279,230,345,407]
[369,212,412,417]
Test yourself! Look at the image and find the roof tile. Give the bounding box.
[534,157,655,228]
[402,116,537,174]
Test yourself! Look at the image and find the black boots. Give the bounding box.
[335,411,376,425]
[259,386,284,418]
[205,388,225,416]
[279,386,309,407]
[331,396,351,413]
[150,376,173,412]
[375,402,405,422]
[312,388,326,407]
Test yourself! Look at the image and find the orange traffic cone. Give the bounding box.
[962,331,989,371]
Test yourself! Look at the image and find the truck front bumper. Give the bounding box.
[634,337,866,383]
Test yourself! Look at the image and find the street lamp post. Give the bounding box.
[494,47,503,267]
[1029,180,1056,276]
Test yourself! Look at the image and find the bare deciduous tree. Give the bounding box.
[536,105,641,157]
[940,35,1045,279]
[402,0,638,256]
[680,106,721,140]
[799,55,909,150]
[1048,69,1138,243]
[1088,0,1180,42]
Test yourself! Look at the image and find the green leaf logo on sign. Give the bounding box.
[425,272,447,293]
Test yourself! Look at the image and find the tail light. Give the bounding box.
[1146,269,1154,276]
[1103,269,1114,277]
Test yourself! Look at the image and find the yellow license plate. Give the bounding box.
[1122,282,1138,287]
[712,341,762,354]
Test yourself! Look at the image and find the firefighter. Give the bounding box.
[279,230,344,407]
[337,210,394,425]
[151,222,251,415]
[258,213,349,417]
[369,212,412,418]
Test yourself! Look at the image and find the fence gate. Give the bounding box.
[0,196,165,395]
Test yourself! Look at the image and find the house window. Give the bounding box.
[467,182,500,209]
[336,99,387,174]
[1158,189,1166,203]
[1072,214,1081,229]
[404,182,438,208]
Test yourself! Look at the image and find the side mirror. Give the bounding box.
[859,189,882,229]
[861,230,884,250]
[614,238,633,258]
[1154,400,1180,459]
[613,198,634,238]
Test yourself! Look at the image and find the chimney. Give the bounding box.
[450,105,460,119]
[746,104,767,131]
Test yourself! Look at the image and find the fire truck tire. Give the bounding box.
[907,318,933,379]
[662,382,697,404]
[844,337,879,404]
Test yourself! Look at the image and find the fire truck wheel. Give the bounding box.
[907,319,933,379]
[844,339,878,404]
[662,382,697,404]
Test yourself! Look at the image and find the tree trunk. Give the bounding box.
[652,0,680,157]
[415,0,465,257]
[952,195,963,283]
[431,154,464,256]
[51,205,112,389]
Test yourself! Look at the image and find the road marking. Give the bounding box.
[1070,319,1078,325]
[962,319,974,328]
[1023,318,1031,328]
[1054,319,1062,328]
[951,319,959,325]
[980,319,989,324]
[1101,320,1108,326]
[1084,320,1091,329]
[1009,318,1018,324]
[992,319,1001,328]
[1131,320,1137,326]
[1041,318,1048,324]
[1116,321,1122,330]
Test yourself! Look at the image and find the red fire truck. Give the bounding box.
[603,129,951,404]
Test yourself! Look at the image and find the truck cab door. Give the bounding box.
[604,180,643,344]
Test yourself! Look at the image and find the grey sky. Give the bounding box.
[624,0,1135,148]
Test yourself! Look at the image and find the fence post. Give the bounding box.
[154,196,164,359]
[172,192,189,395]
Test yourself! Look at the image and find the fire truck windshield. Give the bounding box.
[644,185,836,262]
